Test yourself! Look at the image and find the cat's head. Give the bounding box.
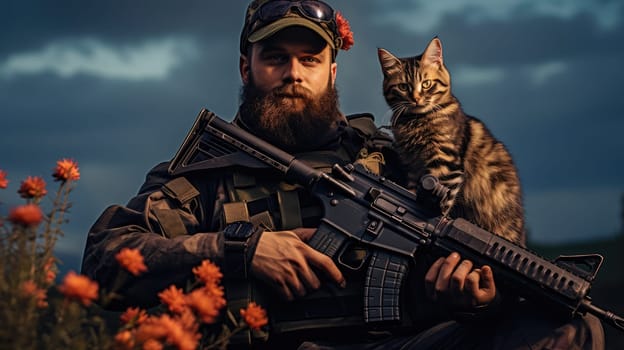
[378,37,453,125]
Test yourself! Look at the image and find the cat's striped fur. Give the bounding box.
[378,37,525,245]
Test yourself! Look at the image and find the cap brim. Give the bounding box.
[247,17,335,49]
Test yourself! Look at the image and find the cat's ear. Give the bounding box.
[422,37,443,68]
[378,48,401,73]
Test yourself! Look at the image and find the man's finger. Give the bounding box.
[479,265,495,291]
[450,259,473,295]
[306,247,346,288]
[434,253,461,294]
[464,266,498,305]
[424,257,445,300]
[465,268,481,296]
[297,260,322,291]
[290,277,307,298]
[275,278,294,301]
[292,227,317,242]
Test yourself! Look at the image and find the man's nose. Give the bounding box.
[283,58,303,83]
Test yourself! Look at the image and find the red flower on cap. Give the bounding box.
[336,12,353,51]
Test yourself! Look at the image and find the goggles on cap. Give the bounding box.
[251,0,335,24]
[248,0,337,37]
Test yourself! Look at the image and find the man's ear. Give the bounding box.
[330,62,337,86]
[240,55,250,84]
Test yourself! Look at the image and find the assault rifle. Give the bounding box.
[169,108,624,332]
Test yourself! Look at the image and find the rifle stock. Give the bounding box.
[169,108,624,332]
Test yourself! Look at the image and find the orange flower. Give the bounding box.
[192,259,222,286]
[52,158,80,182]
[21,280,48,308]
[135,316,169,343]
[58,271,99,306]
[203,279,225,301]
[121,307,148,325]
[0,169,8,189]
[136,315,199,350]
[115,248,148,276]
[240,302,268,330]
[8,204,43,227]
[176,308,199,333]
[114,330,136,350]
[158,285,187,314]
[142,339,164,350]
[186,287,225,324]
[18,176,47,199]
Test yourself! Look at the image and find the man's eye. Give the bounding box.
[270,56,286,63]
[264,54,286,63]
[301,57,319,63]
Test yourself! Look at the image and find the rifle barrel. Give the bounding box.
[581,300,624,332]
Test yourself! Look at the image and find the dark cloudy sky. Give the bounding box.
[2,0,623,272]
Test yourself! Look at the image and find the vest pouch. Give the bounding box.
[264,272,367,336]
[150,177,200,238]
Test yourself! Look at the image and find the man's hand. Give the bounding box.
[424,252,496,309]
[250,228,346,301]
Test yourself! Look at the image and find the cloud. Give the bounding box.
[376,0,623,33]
[452,60,567,87]
[453,65,506,86]
[452,60,563,85]
[527,61,568,86]
[0,37,198,81]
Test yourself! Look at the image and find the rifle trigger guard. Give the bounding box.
[337,242,370,271]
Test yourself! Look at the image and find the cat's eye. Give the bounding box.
[397,84,410,91]
[422,80,432,89]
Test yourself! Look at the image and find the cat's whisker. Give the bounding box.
[390,104,411,124]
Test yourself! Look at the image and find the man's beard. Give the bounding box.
[238,79,343,152]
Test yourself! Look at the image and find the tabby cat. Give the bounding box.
[378,37,525,244]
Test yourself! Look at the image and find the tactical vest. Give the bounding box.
[216,114,399,346]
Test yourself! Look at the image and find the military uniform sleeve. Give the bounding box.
[80,162,223,310]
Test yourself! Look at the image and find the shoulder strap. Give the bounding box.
[346,113,394,150]
[346,113,378,139]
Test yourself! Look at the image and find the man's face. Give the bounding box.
[241,26,337,107]
[238,26,343,151]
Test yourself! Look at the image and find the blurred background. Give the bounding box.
[2,0,623,346]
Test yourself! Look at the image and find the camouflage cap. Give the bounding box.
[239,0,342,55]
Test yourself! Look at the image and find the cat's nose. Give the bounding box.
[412,92,421,103]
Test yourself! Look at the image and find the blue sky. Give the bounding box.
[1,0,623,273]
